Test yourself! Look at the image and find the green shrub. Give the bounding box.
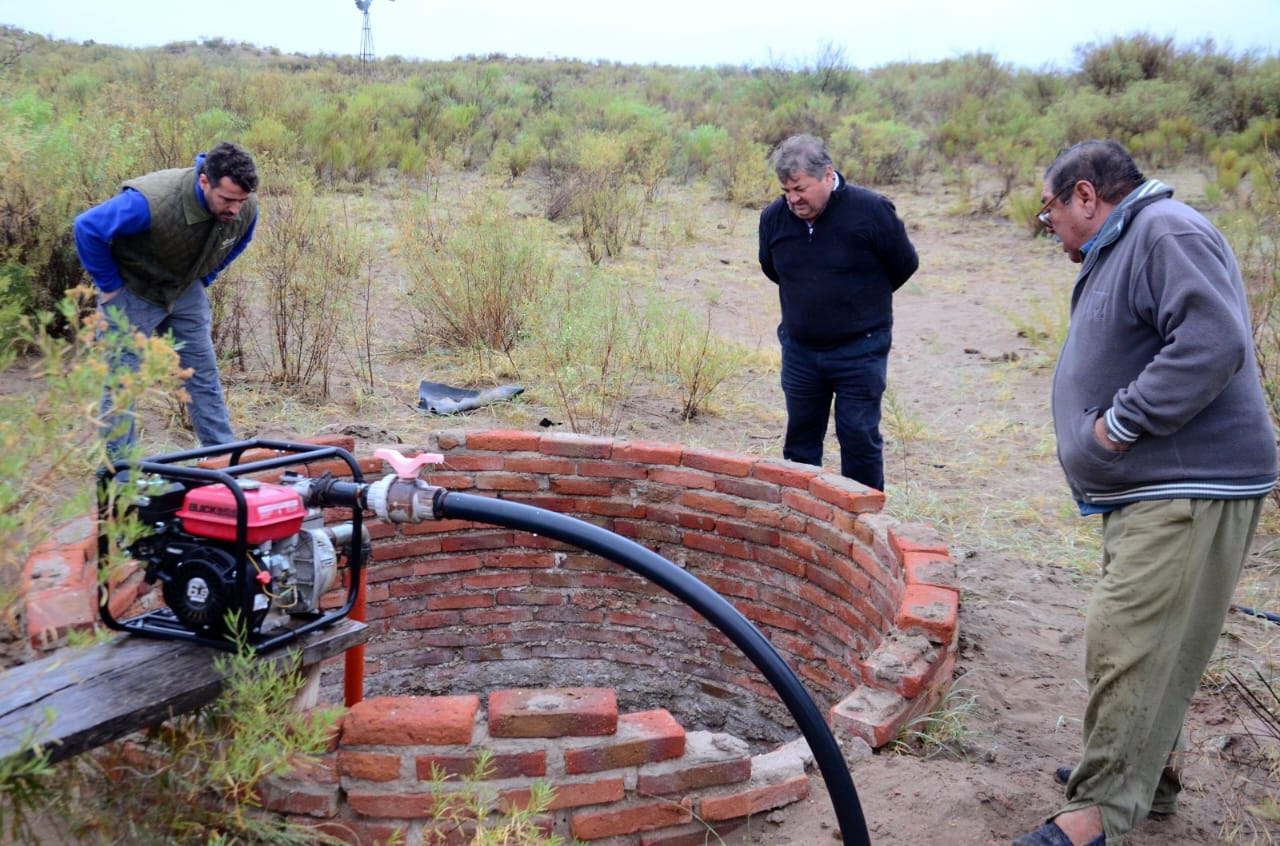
[237,177,360,396]
[648,306,749,421]
[524,268,652,436]
[397,196,554,356]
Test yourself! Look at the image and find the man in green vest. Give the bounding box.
[75,142,259,462]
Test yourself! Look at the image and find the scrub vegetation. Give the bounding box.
[0,24,1278,844]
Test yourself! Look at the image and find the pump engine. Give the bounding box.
[98,440,443,651]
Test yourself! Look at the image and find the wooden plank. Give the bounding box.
[0,618,367,764]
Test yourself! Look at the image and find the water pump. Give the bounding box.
[97,439,441,652]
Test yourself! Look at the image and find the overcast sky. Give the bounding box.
[2,0,1277,70]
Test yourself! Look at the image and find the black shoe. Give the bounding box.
[1054,766,1072,785]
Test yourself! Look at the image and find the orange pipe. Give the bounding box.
[343,565,366,707]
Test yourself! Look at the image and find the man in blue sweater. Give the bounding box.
[758,134,918,491]
[1014,140,1276,846]
[75,142,259,461]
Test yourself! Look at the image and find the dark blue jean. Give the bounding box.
[778,325,890,491]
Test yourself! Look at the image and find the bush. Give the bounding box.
[397,196,554,356]
[237,176,360,397]
[648,306,749,421]
[524,268,652,435]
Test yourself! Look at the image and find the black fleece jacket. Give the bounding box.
[759,174,918,348]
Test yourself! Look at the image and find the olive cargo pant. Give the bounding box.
[1061,497,1264,844]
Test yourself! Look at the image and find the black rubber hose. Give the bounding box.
[435,490,872,846]
[1231,604,1280,625]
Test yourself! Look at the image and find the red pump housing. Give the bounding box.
[177,480,306,544]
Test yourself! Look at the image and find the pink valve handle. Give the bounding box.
[374,448,444,479]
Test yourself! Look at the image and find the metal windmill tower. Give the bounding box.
[355,0,394,67]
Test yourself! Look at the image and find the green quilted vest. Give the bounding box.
[112,166,258,309]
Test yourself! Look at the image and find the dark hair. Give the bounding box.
[769,134,832,181]
[201,141,259,193]
[1044,140,1144,205]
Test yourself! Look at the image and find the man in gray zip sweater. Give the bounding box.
[1013,141,1276,846]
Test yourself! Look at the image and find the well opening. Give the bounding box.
[323,430,959,747]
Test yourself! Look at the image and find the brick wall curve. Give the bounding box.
[24,430,962,845]
[352,429,930,743]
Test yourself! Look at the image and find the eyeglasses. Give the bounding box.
[1037,181,1078,229]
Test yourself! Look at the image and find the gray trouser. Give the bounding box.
[98,282,235,459]
[1062,497,1264,844]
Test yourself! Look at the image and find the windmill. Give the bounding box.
[355,0,394,66]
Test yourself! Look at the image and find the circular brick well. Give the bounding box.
[25,429,961,845]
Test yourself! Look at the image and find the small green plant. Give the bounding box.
[241,175,360,398]
[397,196,554,359]
[4,287,186,610]
[648,305,748,422]
[889,676,979,760]
[423,749,573,845]
[0,710,56,843]
[525,268,652,436]
[999,287,1071,369]
[37,615,346,845]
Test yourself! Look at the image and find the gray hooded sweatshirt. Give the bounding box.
[1051,179,1277,506]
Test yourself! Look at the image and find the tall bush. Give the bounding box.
[397,196,554,357]
[525,268,652,435]
[238,176,359,397]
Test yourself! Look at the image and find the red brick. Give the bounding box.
[682,533,751,561]
[751,460,819,489]
[312,815,406,846]
[646,467,715,490]
[417,750,546,781]
[902,550,957,589]
[342,695,479,746]
[637,757,752,796]
[338,750,402,782]
[564,710,685,774]
[504,455,575,475]
[809,475,885,512]
[257,778,341,818]
[466,430,541,452]
[613,440,683,465]
[539,433,614,459]
[681,447,755,477]
[437,454,503,472]
[345,789,451,819]
[27,586,95,649]
[698,774,809,821]
[780,488,833,521]
[896,583,959,645]
[475,473,539,492]
[428,594,494,611]
[889,523,950,560]
[830,686,910,747]
[500,777,625,812]
[678,491,745,518]
[550,477,614,496]
[571,798,694,840]
[577,460,649,480]
[488,688,618,738]
[714,476,783,503]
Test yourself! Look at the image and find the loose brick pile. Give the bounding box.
[24,430,961,845]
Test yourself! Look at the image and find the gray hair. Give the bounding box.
[769,134,832,181]
[1044,140,1144,205]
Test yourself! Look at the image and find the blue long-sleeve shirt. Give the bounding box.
[74,178,257,293]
